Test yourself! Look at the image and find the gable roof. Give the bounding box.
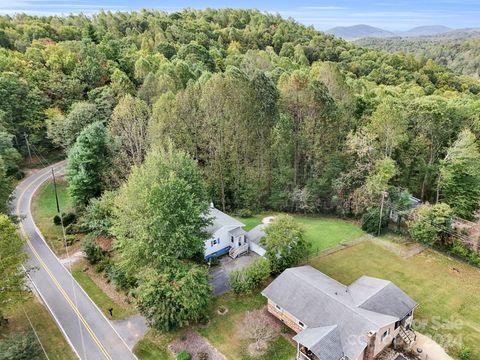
[204,206,245,234]
[293,326,344,360]
[262,266,416,360]
[349,276,417,319]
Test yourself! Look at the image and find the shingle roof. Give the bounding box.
[229,227,247,237]
[204,207,245,234]
[246,223,266,244]
[293,326,344,360]
[262,266,416,360]
[349,276,417,319]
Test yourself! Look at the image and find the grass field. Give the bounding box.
[0,296,76,360]
[71,265,136,321]
[198,292,296,360]
[310,240,480,358]
[134,329,181,360]
[237,213,365,254]
[31,178,74,255]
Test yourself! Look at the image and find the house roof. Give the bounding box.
[349,276,418,319]
[262,266,416,360]
[229,227,247,237]
[246,223,266,244]
[204,206,245,234]
[293,326,344,360]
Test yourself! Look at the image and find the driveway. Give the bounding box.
[209,253,259,296]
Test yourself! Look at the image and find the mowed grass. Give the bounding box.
[31,178,74,255]
[0,296,76,360]
[134,329,182,360]
[310,240,480,358]
[71,266,136,321]
[237,213,365,254]
[198,292,296,360]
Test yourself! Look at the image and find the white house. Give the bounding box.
[203,204,267,261]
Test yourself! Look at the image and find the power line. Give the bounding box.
[22,306,51,360]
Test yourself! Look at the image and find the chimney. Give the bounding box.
[363,331,376,360]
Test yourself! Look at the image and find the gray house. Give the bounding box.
[262,266,417,360]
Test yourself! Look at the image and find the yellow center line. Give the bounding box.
[17,166,113,360]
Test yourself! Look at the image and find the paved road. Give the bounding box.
[14,162,137,360]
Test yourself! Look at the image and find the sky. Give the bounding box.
[1,0,479,31]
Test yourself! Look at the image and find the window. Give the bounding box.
[210,239,219,247]
[231,236,234,243]
[298,321,305,328]
[275,304,281,311]
[381,329,390,342]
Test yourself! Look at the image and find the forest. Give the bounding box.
[1,9,480,217]
[1,8,480,337]
[356,34,480,79]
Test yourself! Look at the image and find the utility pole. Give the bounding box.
[378,191,388,236]
[24,133,32,163]
[51,168,61,214]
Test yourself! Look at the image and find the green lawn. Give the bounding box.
[198,292,296,360]
[133,329,173,360]
[0,296,76,360]
[71,266,136,320]
[310,240,480,358]
[236,213,365,254]
[31,179,74,255]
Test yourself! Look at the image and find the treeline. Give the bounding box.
[356,36,480,79]
[1,9,480,219]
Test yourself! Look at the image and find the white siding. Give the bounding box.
[250,242,266,257]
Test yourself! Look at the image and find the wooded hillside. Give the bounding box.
[1,9,480,219]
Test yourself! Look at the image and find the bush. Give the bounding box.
[81,239,106,264]
[460,346,471,360]
[61,212,76,226]
[65,223,80,235]
[207,256,220,266]
[451,241,480,266]
[53,215,61,225]
[0,331,42,360]
[229,258,270,294]
[237,208,253,218]
[106,264,137,290]
[176,351,190,360]
[95,258,112,273]
[65,234,76,246]
[361,207,388,234]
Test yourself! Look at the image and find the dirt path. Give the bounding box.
[415,333,453,360]
[169,330,227,360]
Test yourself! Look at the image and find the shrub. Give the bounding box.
[106,264,137,290]
[61,212,76,226]
[207,256,220,266]
[361,207,388,234]
[53,215,61,225]
[65,235,76,246]
[176,351,190,360]
[81,239,106,264]
[95,258,112,273]
[237,208,253,218]
[407,203,453,245]
[451,241,480,266]
[0,331,42,360]
[460,346,471,360]
[229,258,270,294]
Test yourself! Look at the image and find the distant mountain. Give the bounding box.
[400,25,452,37]
[326,24,396,40]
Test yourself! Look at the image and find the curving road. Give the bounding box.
[14,162,137,360]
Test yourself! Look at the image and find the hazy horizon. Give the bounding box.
[0,1,479,31]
